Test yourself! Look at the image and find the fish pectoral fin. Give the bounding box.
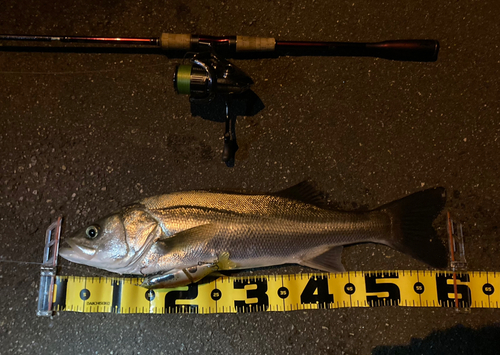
[158,223,218,241]
[300,246,345,273]
[141,263,219,289]
[152,224,219,254]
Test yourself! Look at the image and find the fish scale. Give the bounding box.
[140,197,396,274]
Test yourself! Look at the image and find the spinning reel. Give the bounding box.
[173,52,254,166]
[0,32,440,167]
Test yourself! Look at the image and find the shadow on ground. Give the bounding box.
[372,323,500,355]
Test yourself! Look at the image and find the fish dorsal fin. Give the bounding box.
[300,246,345,273]
[273,181,327,207]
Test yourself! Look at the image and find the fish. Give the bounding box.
[59,182,448,289]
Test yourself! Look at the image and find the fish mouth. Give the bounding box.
[59,239,97,262]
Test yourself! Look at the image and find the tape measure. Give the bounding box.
[50,271,499,314]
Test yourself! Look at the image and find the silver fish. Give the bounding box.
[59,182,448,288]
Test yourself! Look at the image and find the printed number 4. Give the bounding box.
[300,276,334,308]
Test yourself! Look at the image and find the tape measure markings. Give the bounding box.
[52,271,500,314]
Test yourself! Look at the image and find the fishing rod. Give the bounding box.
[0,33,440,166]
[0,33,439,61]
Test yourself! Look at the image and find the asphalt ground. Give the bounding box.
[0,0,499,354]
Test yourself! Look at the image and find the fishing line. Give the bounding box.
[0,258,114,278]
[0,62,170,76]
[0,259,43,265]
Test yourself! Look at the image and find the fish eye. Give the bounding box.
[85,225,100,239]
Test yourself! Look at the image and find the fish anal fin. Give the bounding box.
[300,246,345,273]
[273,181,327,207]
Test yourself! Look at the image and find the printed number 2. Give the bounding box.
[234,279,269,312]
[300,276,334,309]
[164,283,199,313]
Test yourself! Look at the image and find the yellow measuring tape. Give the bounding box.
[52,271,499,314]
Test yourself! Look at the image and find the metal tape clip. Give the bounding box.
[447,212,466,271]
[447,212,470,312]
[37,217,62,316]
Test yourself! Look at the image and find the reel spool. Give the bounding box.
[173,53,253,103]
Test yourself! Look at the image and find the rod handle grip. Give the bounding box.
[236,36,276,52]
[160,33,192,51]
[160,33,277,52]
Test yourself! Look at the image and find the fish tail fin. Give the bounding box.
[376,187,448,268]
